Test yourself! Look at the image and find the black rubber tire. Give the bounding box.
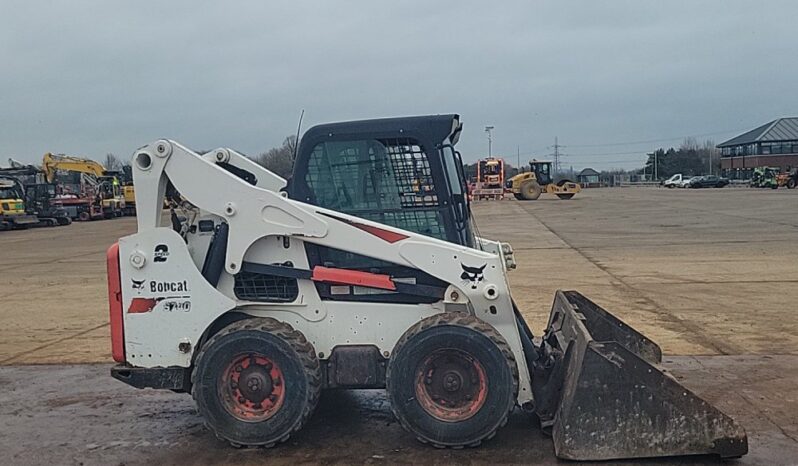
[513,193,523,200]
[788,179,796,189]
[387,313,518,448]
[556,193,575,200]
[518,180,542,200]
[191,317,321,448]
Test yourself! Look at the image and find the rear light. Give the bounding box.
[106,242,125,363]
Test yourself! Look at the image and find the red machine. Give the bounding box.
[472,157,505,200]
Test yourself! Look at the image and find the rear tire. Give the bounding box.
[387,313,518,448]
[518,180,542,200]
[191,317,321,448]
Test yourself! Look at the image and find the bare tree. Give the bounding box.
[254,136,297,178]
[104,153,123,171]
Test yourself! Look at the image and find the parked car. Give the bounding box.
[688,175,730,188]
[663,174,683,188]
[664,174,694,188]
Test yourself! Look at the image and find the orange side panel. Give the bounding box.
[311,266,396,291]
[106,243,125,363]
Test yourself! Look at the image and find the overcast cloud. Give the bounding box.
[1,1,796,169]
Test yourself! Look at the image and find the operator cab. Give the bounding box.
[289,114,473,247]
[288,115,472,303]
[97,176,121,199]
[530,160,553,185]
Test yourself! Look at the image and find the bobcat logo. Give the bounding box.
[460,263,486,290]
[131,279,146,294]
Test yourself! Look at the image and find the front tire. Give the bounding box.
[387,313,518,448]
[518,180,542,200]
[191,317,321,448]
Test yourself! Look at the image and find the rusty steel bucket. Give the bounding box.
[529,290,748,461]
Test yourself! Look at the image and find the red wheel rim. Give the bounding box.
[414,349,488,422]
[220,353,285,421]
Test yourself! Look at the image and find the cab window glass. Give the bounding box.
[304,138,446,240]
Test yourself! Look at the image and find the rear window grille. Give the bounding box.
[234,271,298,303]
[305,137,439,212]
[383,139,438,208]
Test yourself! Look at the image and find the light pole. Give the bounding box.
[484,126,494,158]
[708,148,712,176]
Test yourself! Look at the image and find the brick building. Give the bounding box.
[718,117,798,178]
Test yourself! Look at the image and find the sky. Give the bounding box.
[1,1,797,170]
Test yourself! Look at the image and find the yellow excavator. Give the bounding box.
[0,176,40,230]
[507,160,581,200]
[42,153,125,218]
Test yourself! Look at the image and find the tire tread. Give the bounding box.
[386,312,518,449]
[191,317,321,448]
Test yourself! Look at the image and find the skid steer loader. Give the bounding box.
[108,115,746,461]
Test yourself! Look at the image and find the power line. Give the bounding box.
[512,126,745,167]
[549,136,563,172]
[567,150,650,157]
[565,127,746,148]
[517,148,645,159]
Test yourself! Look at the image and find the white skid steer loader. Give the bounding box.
[107,115,747,460]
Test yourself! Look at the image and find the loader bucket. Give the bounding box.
[531,290,748,461]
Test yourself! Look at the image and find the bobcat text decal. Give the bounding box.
[127,279,191,313]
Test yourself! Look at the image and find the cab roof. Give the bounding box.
[300,114,461,146]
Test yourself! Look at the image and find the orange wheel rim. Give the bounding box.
[220,353,285,421]
[414,349,488,422]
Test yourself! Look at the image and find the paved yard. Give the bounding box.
[0,187,796,465]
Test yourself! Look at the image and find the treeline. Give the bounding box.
[644,138,720,179]
[253,136,297,179]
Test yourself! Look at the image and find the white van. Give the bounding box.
[663,174,683,188]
